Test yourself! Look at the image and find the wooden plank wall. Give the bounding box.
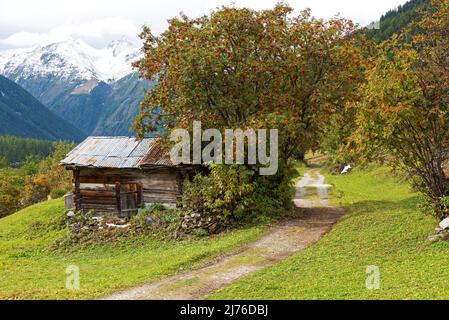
[79,183,118,214]
[75,167,183,215]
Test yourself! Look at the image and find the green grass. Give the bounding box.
[0,199,266,299]
[208,166,449,300]
[4,165,449,300]
[292,160,308,184]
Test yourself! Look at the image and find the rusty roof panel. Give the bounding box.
[138,141,174,167]
[129,138,155,157]
[60,136,179,169]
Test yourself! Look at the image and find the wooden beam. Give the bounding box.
[73,169,81,211]
[79,176,135,184]
[79,190,116,197]
[115,182,122,217]
[137,184,143,206]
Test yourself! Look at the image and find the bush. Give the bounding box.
[20,183,48,207]
[181,164,255,221]
[50,188,67,199]
[129,203,183,237]
[180,163,296,236]
[69,210,95,231]
[251,161,296,216]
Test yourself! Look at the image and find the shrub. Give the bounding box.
[130,203,168,228]
[0,142,74,219]
[129,203,183,237]
[50,188,67,199]
[20,183,48,207]
[180,163,296,236]
[69,210,95,231]
[181,164,255,220]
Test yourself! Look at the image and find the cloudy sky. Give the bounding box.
[0,0,409,50]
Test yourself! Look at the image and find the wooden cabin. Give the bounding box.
[61,137,193,217]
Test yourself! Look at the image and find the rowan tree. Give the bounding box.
[350,0,449,217]
[133,4,365,160]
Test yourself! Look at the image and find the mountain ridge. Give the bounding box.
[0,37,140,83]
[365,0,430,42]
[0,38,151,137]
[0,75,85,141]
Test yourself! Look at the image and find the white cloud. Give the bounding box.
[0,0,409,50]
[0,18,139,48]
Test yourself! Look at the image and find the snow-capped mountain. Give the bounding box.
[0,38,152,138]
[0,38,141,83]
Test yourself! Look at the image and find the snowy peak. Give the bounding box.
[94,39,141,82]
[0,38,142,83]
[107,38,135,56]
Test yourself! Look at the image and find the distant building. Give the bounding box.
[61,137,194,217]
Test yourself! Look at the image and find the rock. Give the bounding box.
[441,232,449,241]
[209,223,218,233]
[66,211,75,218]
[428,229,449,242]
[439,218,449,230]
[146,216,157,226]
[106,223,130,229]
[428,234,442,242]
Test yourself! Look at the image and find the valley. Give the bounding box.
[0,38,153,138]
[0,75,83,141]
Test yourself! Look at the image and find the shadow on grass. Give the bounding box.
[336,195,422,222]
[306,163,323,169]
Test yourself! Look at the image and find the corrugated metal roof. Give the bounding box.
[139,141,174,167]
[60,136,176,169]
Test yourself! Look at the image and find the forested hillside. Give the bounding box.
[0,142,74,218]
[0,136,55,164]
[91,73,155,136]
[365,0,429,42]
[0,75,85,141]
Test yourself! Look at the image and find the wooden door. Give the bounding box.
[118,183,142,217]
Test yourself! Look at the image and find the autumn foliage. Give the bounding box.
[133,4,365,160]
[350,0,449,217]
[133,1,449,221]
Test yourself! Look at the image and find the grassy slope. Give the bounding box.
[209,166,449,299]
[0,199,265,299]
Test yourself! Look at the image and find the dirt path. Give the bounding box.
[294,169,333,208]
[102,169,344,300]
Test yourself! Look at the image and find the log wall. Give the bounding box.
[71,167,187,216]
